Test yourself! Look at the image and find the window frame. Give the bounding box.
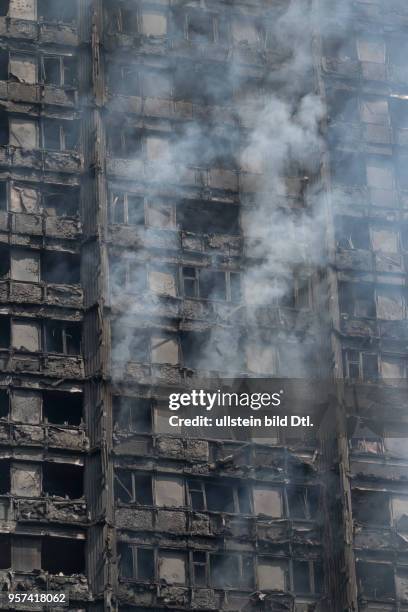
[110,191,146,226]
[187,479,251,514]
[181,266,241,303]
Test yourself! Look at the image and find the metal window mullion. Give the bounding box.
[60,57,65,87]
[133,546,138,579]
[283,487,289,519]
[60,124,65,151]
[232,486,239,513]
[195,268,200,298]
[202,481,207,510]
[289,558,294,592]
[226,271,231,302]
[131,472,136,503]
[62,326,68,355]
[309,559,314,593]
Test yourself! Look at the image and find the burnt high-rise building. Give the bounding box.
[0,0,407,611]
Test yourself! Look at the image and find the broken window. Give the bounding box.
[141,10,167,37]
[0,535,10,569]
[357,562,394,599]
[118,544,155,580]
[150,335,179,365]
[113,396,152,433]
[42,538,85,575]
[114,470,152,505]
[350,421,385,454]
[41,119,79,152]
[149,266,177,298]
[0,316,10,348]
[0,389,8,418]
[154,403,181,435]
[10,250,40,282]
[397,154,408,190]
[0,459,10,494]
[257,558,288,591]
[280,276,311,310]
[155,476,184,507]
[381,355,406,379]
[187,11,214,43]
[174,63,232,106]
[293,560,323,594]
[211,554,254,589]
[182,267,227,301]
[0,181,6,210]
[357,37,386,63]
[199,269,226,300]
[142,70,172,99]
[231,17,261,45]
[0,1,9,18]
[340,283,376,318]
[12,319,40,352]
[159,551,186,584]
[44,321,81,355]
[43,187,79,217]
[42,251,80,284]
[253,486,282,517]
[109,2,139,35]
[43,390,82,426]
[0,112,8,145]
[12,537,41,571]
[331,153,365,186]
[9,0,35,20]
[367,159,395,207]
[110,192,145,225]
[180,330,212,370]
[145,135,170,162]
[11,390,41,424]
[38,0,77,23]
[41,55,77,88]
[146,201,175,229]
[246,341,277,375]
[360,98,389,125]
[192,551,207,586]
[0,244,10,278]
[108,126,142,157]
[391,98,408,129]
[187,479,249,513]
[11,462,41,496]
[111,324,149,363]
[9,54,36,85]
[327,90,359,123]
[109,64,140,96]
[43,463,83,499]
[287,487,319,520]
[353,490,390,525]
[371,227,399,253]
[345,350,378,381]
[392,496,408,529]
[178,201,240,235]
[367,160,395,190]
[376,286,405,320]
[9,117,36,148]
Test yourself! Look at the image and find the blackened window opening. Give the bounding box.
[42,252,80,285]
[42,538,85,575]
[43,391,82,426]
[43,463,83,499]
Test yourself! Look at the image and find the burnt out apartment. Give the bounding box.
[0,0,406,611]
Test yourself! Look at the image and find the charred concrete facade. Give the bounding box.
[0,0,406,611]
